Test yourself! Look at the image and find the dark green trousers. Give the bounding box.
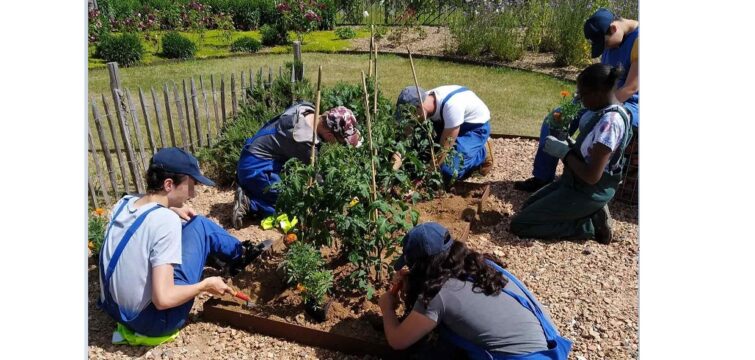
[510,170,618,240]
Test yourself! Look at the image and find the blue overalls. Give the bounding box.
[439,260,572,360]
[532,28,638,183]
[98,198,244,337]
[433,87,491,181]
[237,118,285,217]
[510,108,633,239]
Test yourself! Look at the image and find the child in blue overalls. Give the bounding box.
[515,8,638,193]
[379,222,572,359]
[98,148,263,337]
[510,64,633,244]
[232,103,361,229]
[395,85,494,182]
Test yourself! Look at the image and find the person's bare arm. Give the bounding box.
[615,59,638,103]
[379,292,437,350]
[563,143,613,185]
[151,264,230,310]
[435,126,461,165]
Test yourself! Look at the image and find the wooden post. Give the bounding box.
[125,89,149,171]
[113,88,144,193]
[407,48,438,171]
[369,26,374,77]
[173,83,190,151]
[373,41,379,123]
[210,74,220,133]
[182,79,194,151]
[310,66,322,169]
[231,73,237,118]
[290,65,296,105]
[220,75,227,126]
[151,87,168,148]
[91,97,120,197]
[200,75,212,146]
[89,128,112,206]
[163,84,177,147]
[293,41,302,81]
[240,71,246,105]
[138,88,157,154]
[249,68,254,95]
[268,66,273,88]
[89,179,99,209]
[101,94,130,193]
[190,78,204,148]
[258,67,263,89]
[278,65,282,79]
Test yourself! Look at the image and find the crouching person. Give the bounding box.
[379,222,572,359]
[510,64,633,244]
[98,147,260,337]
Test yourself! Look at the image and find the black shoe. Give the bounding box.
[592,205,613,245]
[228,239,274,276]
[514,177,551,193]
[232,186,249,230]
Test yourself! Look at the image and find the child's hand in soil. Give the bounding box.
[201,276,230,296]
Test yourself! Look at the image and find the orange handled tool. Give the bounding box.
[228,289,253,309]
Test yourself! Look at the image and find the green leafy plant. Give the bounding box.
[334,27,356,40]
[300,269,334,308]
[546,90,582,137]
[161,31,197,59]
[553,0,611,66]
[88,208,108,256]
[95,33,144,66]
[231,36,262,52]
[260,23,288,45]
[283,242,325,285]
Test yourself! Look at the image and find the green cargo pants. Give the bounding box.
[510,170,618,240]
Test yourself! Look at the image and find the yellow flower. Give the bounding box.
[94,208,105,216]
[560,90,570,98]
[348,197,359,208]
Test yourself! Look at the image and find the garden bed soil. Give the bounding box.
[88,138,638,360]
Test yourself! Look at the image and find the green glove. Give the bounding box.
[543,135,570,159]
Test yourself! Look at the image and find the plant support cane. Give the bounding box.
[309,66,323,183]
[361,71,379,222]
[407,47,438,171]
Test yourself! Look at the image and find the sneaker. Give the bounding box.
[232,185,249,230]
[513,177,551,193]
[480,140,494,176]
[592,205,613,245]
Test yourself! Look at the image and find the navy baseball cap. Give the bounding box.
[393,222,453,270]
[394,86,427,120]
[584,8,614,58]
[150,147,216,186]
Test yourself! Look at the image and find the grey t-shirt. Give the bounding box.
[413,277,549,355]
[248,102,320,164]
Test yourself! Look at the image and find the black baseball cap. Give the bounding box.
[393,222,453,270]
[584,8,615,58]
[150,147,216,186]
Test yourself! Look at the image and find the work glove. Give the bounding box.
[229,240,258,276]
[543,135,571,159]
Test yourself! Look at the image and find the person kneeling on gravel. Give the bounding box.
[98,147,263,337]
[379,222,572,359]
[232,102,362,229]
[394,85,494,182]
[510,64,633,245]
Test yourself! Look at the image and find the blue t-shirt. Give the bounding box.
[601,28,639,126]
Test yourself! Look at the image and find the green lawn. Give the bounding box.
[88,53,573,138]
[88,29,371,69]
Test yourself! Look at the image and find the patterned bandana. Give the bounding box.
[324,106,362,147]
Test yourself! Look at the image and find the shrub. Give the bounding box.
[229,0,262,30]
[95,33,144,66]
[301,270,334,308]
[260,23,288,45]
[553,0,610,67]
[334,27,356,40]
[230,36,262,52]
[88,208,109,256]
[521,0,556,53]
[161,31,197,59]
[283,242,325,285]
[489,10,524,62]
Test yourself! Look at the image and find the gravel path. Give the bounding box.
[88,138,638,359]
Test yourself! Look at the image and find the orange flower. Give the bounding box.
[94,208,105,216]
[560,90,570,98]
[296,283,306,292]
[285,233,298,245]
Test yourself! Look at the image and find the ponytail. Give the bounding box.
[577,63,623,93]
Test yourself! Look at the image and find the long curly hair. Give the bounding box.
[404,240,507,310]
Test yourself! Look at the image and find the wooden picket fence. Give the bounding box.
[88,46,304,209]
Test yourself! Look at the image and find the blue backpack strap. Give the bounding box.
[98,197,132,293]
[101,204,164,309]
[439,86,470,126]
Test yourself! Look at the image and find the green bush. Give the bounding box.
[489,10,524,62]
[95,33,144,67]
[283,242,325,285]
[450,9,524,62]
[229,0,262,30]
[334,27,356,39]
[161,31,197,59]
[521,0,556,53]
[230,36,262,52]
[553,0,610,67]
[88,210,108,256]
[260,23,289,46]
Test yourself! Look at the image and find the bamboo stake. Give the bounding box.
[173,83,190,151]
[220,75,227,126]
[373,40,379,124]
[407,47,438,171]
[151,87,168,148]
[91,97,120,196]
[163,84,177,147]
[89,128,112,206]
[210,75,220,133]
[138,88,157,154]
[369,26,374,77]
[182,79,194,150]
[102,94,130,193]
[200,75,212,146]
[190,78,204,147]
[361,71,379,209]
[290,65,296,105]
[310,66,322,169]
[125,89,149,171]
